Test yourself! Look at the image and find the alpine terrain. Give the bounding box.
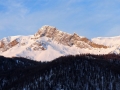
[0,25,120,90]
[0,25,120,61]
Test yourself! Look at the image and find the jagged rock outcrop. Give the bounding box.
[29,42,46,51]
[35,25,107,49]
[0,39,19,52]
[0,41,5,48]
[8,39,19,47]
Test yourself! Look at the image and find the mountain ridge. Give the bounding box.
[34,25,107,48]
[0,25,120,61]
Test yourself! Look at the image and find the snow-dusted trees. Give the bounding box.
[0,54,120,90]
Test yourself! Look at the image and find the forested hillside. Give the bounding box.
[0,54,120,90]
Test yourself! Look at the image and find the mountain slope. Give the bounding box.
[0,25,119,61]
[92,36,120,54]
[92,36,120,47]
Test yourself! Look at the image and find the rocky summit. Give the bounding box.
[34,25,107,48]
[0,25,120,61]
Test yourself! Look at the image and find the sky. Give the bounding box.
[0,0,120,39]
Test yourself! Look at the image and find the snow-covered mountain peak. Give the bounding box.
[35,25,84,39]
[34,25,107,49]
[35,25,68,39]
[0,25,120,61]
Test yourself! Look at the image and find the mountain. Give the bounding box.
[0,25,120,61]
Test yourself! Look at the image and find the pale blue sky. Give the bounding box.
[0,0,120,39]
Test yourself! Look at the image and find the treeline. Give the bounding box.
[0,54,120,90]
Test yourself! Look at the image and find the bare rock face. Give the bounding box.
[29,42,46,51]
[0,39,19,52]
[0,41,5,48]
[35,25,107,49]
[8,39,19,47]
